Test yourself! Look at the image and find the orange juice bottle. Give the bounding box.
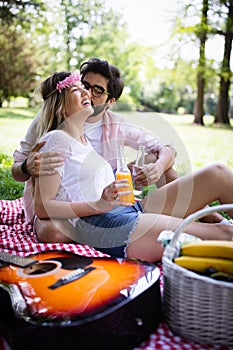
[116,145,135,204]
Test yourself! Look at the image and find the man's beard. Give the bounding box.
[89,103,107,117]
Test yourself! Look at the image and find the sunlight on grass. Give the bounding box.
[122,112,233,174]
[0,107,232,172]
[162,114,233,171]
[0,106,232,199]
[0,108,37,155]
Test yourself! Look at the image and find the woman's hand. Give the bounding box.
[96,179,133,212]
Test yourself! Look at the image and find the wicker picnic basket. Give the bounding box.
[162,204,233,346]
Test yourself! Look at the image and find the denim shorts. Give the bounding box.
[75,201,144,258]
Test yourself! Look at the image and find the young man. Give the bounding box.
[10,58,186,242]
[80,58,177,186]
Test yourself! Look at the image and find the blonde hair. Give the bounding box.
[36,71,73,140]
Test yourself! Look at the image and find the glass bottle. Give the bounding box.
[135,145,145,169]
[116,145,135,203]
[133,146,145,191]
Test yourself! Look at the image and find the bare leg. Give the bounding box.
[145,154,224,223]
[156,167,179,187]
[127,212,233,263]
[35,217,76,243]
[159,168,226,224]
[198,206,225,223]
[141,163,233,219]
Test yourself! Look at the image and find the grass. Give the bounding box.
[122,112,233,175]
[0,106,232,199]
[0,107,38,199]
[0,107,37,156]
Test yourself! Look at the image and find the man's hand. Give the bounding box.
[129,152,161,188]
[27,141,64,177]
[134,162,164,187]
[130,146,178,189]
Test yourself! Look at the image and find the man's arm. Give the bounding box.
[12,110,64,183]
[12,142,64,182]
[114,115,177,185]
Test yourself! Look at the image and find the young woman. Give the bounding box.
[33,71,233,263]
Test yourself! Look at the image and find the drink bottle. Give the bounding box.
[135,146,145,169]
[116,145,135,203]
[133,146,145,191]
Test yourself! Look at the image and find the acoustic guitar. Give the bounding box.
[0,250,161,328]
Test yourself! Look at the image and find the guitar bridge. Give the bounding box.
[48,266,95,290]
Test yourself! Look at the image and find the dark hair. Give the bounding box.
[80,58,124,101]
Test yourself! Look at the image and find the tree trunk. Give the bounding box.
[214,1,233,124]
[193,70,205,125]
[193,0,208,125]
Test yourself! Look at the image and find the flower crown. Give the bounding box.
[46,72,81,99]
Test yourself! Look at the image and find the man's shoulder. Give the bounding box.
[105,109,126,122]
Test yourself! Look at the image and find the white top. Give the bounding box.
[39,130,115,228]
[13,109,172,223]
[84,118,103,156]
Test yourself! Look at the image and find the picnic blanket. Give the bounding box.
[0,198,231,350]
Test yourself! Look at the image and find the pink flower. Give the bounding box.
[56,72,81,93]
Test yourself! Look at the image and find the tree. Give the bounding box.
[215,0,233,124]
[0,25,40,107]
[0,0,50,106]
[82,9,145,103]
[0,0,45,26]
[1,0,172,108]
[58,1,144,103]
[60,0,108,70]
[193,0,209,125]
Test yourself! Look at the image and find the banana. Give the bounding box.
[174,256,233,275]
[180,240,233,260]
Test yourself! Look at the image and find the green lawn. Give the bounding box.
[0,107,37,156]
[122,111,233,176]
[0,106,232,199]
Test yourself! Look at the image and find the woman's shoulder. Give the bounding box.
[41,129,65,139]
[40,130,73,152]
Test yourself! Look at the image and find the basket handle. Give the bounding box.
[163,204,233,259]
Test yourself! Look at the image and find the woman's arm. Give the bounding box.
[34,173,132,220]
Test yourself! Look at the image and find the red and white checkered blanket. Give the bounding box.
[0,198,229,350]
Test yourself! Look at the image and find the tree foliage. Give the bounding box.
[0,0,48,105]
[170,0,233,125]
[0,0,232,123]
[0,0,146,106]
[0,0,45,26]
[0,25,40,106]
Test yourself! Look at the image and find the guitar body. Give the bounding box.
[0,251,162,350]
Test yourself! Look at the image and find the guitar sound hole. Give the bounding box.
[22,262,58,275]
